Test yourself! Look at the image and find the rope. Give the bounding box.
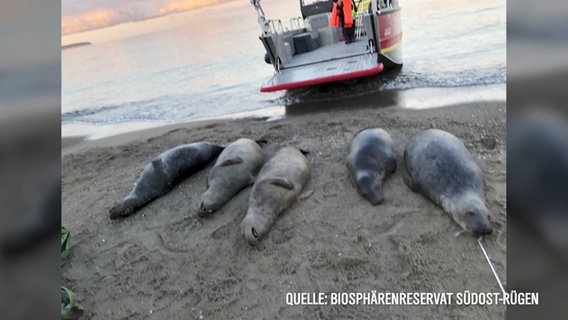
[477,236,506,296]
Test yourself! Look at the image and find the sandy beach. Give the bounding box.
[62,101,506,319]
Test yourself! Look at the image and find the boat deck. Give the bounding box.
[285,39,369,68]
[261,50,382,92]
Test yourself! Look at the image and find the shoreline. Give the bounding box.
[62,98,505,154]
[61,84,506,148]
[62,99,506,318]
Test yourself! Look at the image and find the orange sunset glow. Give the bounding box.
[62,7,117,35]
[62,0,226,36]
[158,0,223,16]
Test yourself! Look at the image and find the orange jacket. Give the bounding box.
[330,0,353,28]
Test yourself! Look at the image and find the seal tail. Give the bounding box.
[109,196,142,219]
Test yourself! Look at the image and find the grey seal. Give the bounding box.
[109,142,223,219]
[347,128,396,205]
[241,147,309,246]
[199,138,264,215]
[404,129,493,236]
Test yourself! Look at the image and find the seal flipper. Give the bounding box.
[109,195,142,219]
[206,157,245,188]
[298,186,314,201]
[298,176,314,201]
[109,202,131,219]
[151,158,163,169]
[248,173,256,185]
[403,173,418,192]
[266,177,295,190]
[219,157,243,167]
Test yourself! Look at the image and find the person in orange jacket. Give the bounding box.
[330,0,356,44]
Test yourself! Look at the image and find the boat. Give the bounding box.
[251,0,403,92]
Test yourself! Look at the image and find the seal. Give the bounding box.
[347,128,396,205]
[404,129,493,236]
[198,138,265,215]
[241,146,309,246]
[109,142,223,219]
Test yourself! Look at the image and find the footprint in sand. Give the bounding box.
[114,243,148,269]
[206,278,241,303]
[270,227,294,245]
[322,181,339,198]
[279,262,299,275]
[210,223,232,240]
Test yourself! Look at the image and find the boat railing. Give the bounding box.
[290,17,306,32]
[355,13,365,41]
[267,19,284,34]
[379,0,398,11]
[266,17,306,35]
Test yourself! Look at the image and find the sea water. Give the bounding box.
[62,0,505,139]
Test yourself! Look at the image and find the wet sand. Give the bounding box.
[62,101,506,319]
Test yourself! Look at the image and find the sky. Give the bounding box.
[61,0,230,36]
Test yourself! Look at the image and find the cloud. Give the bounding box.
[61,0,229,35]
[158,0,223,15]
[62,7,118,35]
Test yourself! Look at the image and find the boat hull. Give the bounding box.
[260,54,384,92]
[378,8,403,67]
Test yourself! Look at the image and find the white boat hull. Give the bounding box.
[261,52,383,92]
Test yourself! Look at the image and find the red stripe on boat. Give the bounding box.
[380,33,402,51]
[378,10,402,51]
[260,63,384,92]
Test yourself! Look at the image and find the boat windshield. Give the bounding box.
[300,0,328,5]
[299,0,334,18]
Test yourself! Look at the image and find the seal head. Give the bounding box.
[355,173,384,205]
[447,194,493,236]
[241,210,272,246]
[199,190,222,215]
